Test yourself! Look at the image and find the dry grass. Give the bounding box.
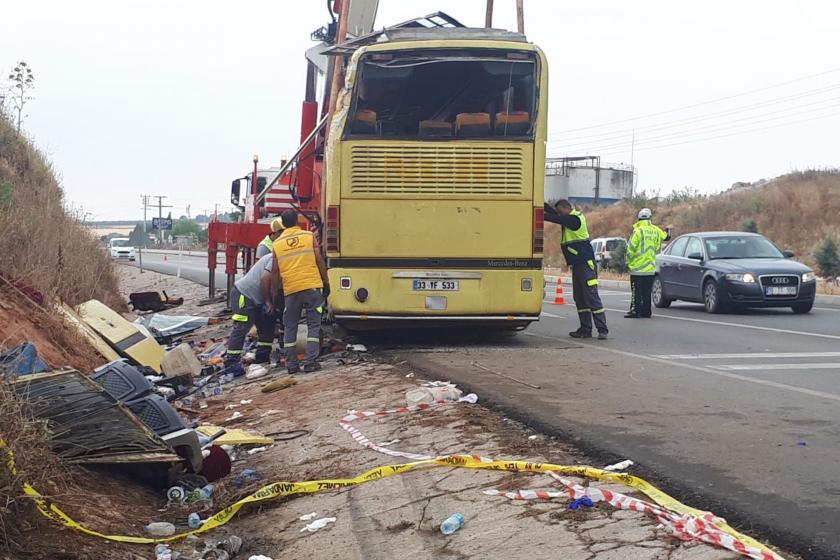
[0,114,123,309]
[545,170,840,269]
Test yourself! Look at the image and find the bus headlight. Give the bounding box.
[802,272,816,283]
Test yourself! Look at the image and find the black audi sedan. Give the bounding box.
[652,232,817,314]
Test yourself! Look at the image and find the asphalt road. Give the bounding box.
[125,250,239,290]
[137,256,838,557]
[392,283,840,559]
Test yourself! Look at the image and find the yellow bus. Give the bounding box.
[324,28,547,329]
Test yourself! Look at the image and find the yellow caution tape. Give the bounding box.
[1,436,777,558]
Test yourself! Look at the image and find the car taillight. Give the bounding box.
[533,208,544,254]
[326,206,340,253]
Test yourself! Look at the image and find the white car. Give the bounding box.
[591,237,626,269]
[109,238,136,261]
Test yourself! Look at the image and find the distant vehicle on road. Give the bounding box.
[591,237,626,270]
[653,232,816,314]
[109,237,136,261]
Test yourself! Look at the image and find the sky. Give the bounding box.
[2,0,839,220]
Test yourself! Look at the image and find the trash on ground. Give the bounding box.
[129,290,184,312]
[0,342,49,376]
[569,497,595,510]
[240,399,253,404]
[440,512,465,535]
[232,468,262,487]
[300,517,336,533]
[135,313,208,342]
[199,341,227,361]
[166,486,187,503]
[261,377,297,393]
[603,459,634,472]
[405,372,414,378]
[406,383,463,405]
[145,521,176,537]
[528,435,539,441]
[245,364,268,379]
[248,556,273,560]
[78,299,166,372]
[458,393,478,404]
[299,512,318,521]
[247,446,267,455]
[378,439,400,446]
[161,342,203,377]
[346,344,368,352]
[225,411,244,422]
[197,426,273,445]
[154,543,174,560]
[188,512,203,529]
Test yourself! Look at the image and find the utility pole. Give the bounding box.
[516,0,525,33]
[139,194,149,273]
[485,0,494,27]
[153,195,173,245]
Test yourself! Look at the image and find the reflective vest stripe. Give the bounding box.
[627,220,667,276]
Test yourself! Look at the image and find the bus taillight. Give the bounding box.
[326,206,340,252]
[533,207,544,254]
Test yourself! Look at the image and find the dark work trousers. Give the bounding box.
[630,275,655,317]
[225,287,275,364]
[282,288,323,368]
[571,260,608,334]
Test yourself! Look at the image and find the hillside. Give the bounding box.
[0,114,122,307]
[545,170,840,268]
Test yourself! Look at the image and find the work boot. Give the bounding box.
[286,364,300,375]
[624,312,639,318]
[597,331,609,340]
[253,348,271,364]
[303,362,322,373]
[569,329,592,339]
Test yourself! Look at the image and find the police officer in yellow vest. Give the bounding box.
[625,208,670,318]
[256,217,285,259]
[272,209,330,374]
[544,199,608,339]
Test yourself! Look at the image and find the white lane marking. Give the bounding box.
[540,311,564,318]
[522,330,840,403]
[710,363,840,371]
[655,352,840,360]
[543,301,840,342]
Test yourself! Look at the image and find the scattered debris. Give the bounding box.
[299,512,318,521]
[247,446,267,455]
[78,299,166,372]
[136,313,209,342]
[405,382,463,405]
[161,342,203,377]
[0,342,49,375]
[145,521,176,537]
[197,426,273,446]
[346,344,368,352]
[569,496,595,510]
[603,459,635,472]
[261,377,297,393]
[440,512,465,535]
[129,290,184,312]
[245,364,268,379]
[300,517,336,533]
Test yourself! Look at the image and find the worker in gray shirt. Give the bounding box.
[223,253,276,367]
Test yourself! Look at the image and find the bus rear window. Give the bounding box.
[346,50,537,139]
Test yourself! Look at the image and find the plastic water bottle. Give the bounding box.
[154,543,172,560]
[145,521,176,537]
[187,512,202,529]
[439,513,465,535]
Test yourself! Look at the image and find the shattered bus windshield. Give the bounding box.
[346,50,537,139]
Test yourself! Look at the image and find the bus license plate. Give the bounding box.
[765,286,796,296]
[413,280,459,291]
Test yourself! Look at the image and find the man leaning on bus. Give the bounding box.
[272,209,331,374]
[544,199,609,340]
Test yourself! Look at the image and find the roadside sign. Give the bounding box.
[152,217,173,230]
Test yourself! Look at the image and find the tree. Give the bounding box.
[814,237,840,283]
[741,219,758,233]
[7,62,34,132]
[608,241,629,273]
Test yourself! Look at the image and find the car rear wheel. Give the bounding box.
[791,302,813,314]
[703,279,725,314]
[652,276,672,308]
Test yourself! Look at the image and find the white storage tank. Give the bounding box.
[545,156,634,205]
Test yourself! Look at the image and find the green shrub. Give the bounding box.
[814,237,840,280]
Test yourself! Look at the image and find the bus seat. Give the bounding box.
[351,110,377,134]
[419,120,453,138]
[494,111,530,135]
[455,113,491,137]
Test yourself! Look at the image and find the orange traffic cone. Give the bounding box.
[553,283,566,304]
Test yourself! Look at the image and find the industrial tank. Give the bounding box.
[545,156,634,205]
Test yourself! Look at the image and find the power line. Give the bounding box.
[548,97,840,155]
[591,110,840,159]
[547,66,840,135]
[548,82,840,143]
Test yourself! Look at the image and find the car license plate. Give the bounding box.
[765,286,796,296]
[413,280,459,291]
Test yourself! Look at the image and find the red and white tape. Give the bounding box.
[339,398,782,560]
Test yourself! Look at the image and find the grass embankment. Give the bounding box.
[0,114,126,558]
[545,170,840,272]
